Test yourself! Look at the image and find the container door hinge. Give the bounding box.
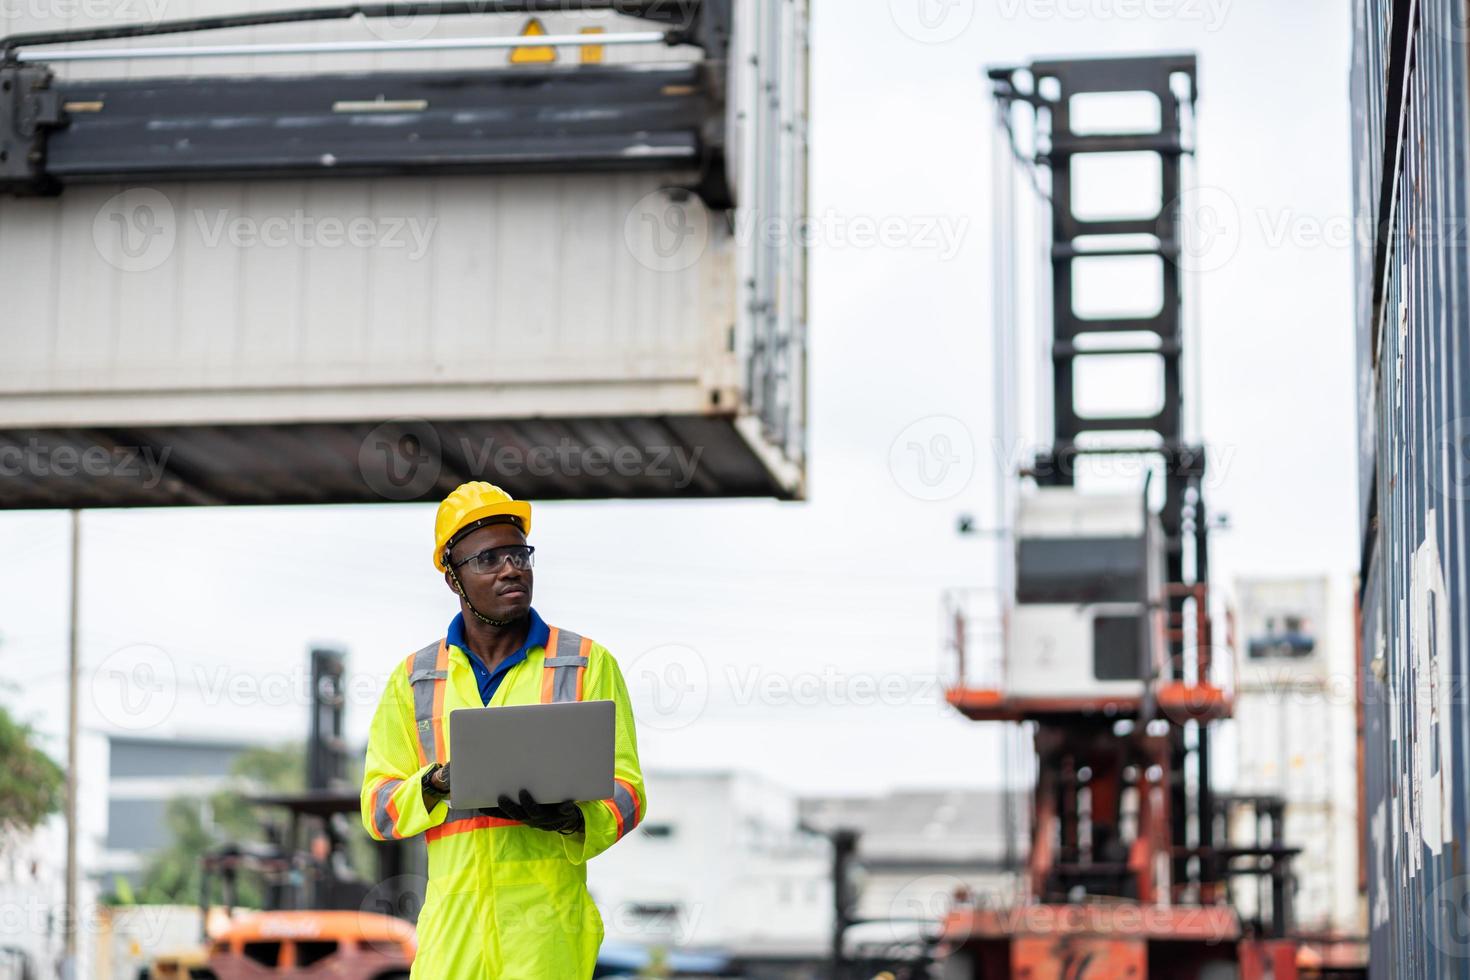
[0,65,65,195]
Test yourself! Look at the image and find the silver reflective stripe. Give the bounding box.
[555,629,583,660]
[409,641,441,763]
[610,781,639,836]
[547,630,586,704]
[551,668,580,703]
[373,778,401,840]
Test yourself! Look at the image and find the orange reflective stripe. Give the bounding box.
[541,627,561,703]
[431,640,449,763]
[427,813,520,842]
[576,636,590,701]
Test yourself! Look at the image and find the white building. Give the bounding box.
[0,728,110,980]
[800,787,1025,959]
[1222,575,1364,938]
[587,770,832,967]
[97,733,258,889]
[587,770,1026,975]
[0,816,70,980]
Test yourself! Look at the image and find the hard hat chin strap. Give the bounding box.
[447,565,519,628]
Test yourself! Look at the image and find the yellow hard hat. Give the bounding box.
[433,482,532,571]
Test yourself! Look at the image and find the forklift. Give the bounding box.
[187,649,423,980]
[932,54,1316,979]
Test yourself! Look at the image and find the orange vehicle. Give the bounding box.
[203,910,414,980]
[189,648,426,980]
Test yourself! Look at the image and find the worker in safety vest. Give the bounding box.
[360,481,646,979]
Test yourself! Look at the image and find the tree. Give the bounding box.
[0,704,64,839]
[117,742,381,909]
[122,743,305,907]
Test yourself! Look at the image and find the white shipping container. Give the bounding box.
[1223,575,1364,939]
[0,0,808,506]
[94,905,207,980]
[1232,688,1342,806]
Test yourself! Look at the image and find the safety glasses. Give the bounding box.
[451,544,535,575]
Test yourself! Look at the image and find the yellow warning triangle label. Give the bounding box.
[510,17,557,65]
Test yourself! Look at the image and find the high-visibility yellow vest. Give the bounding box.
[361,626,646,979]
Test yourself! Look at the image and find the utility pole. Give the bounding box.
[63,508,81,979]
[830,827,860,980]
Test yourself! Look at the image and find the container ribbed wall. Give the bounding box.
[0,0,809,505]
[1354,0,1470,975]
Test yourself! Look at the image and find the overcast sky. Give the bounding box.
[0,1,1356,803]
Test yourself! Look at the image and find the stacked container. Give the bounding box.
[1353,0,1470,975]
[0,0,809,506]
[1227,577,1363,937]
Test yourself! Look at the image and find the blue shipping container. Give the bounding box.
[1354,0,1470,976]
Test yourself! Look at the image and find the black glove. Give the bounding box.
[497,789,584,835]
[422,763,451,803]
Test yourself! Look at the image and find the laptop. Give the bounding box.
[447,699,616,810]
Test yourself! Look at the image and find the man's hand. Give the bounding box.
[422,763,451,802]
[497,789,584,835]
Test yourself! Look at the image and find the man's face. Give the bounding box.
[443,522,533,622]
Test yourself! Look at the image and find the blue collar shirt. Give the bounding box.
[446,607,551,706]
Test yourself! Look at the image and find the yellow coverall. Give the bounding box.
[360,625,646,979]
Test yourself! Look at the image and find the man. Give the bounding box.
[360,481,646,979]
